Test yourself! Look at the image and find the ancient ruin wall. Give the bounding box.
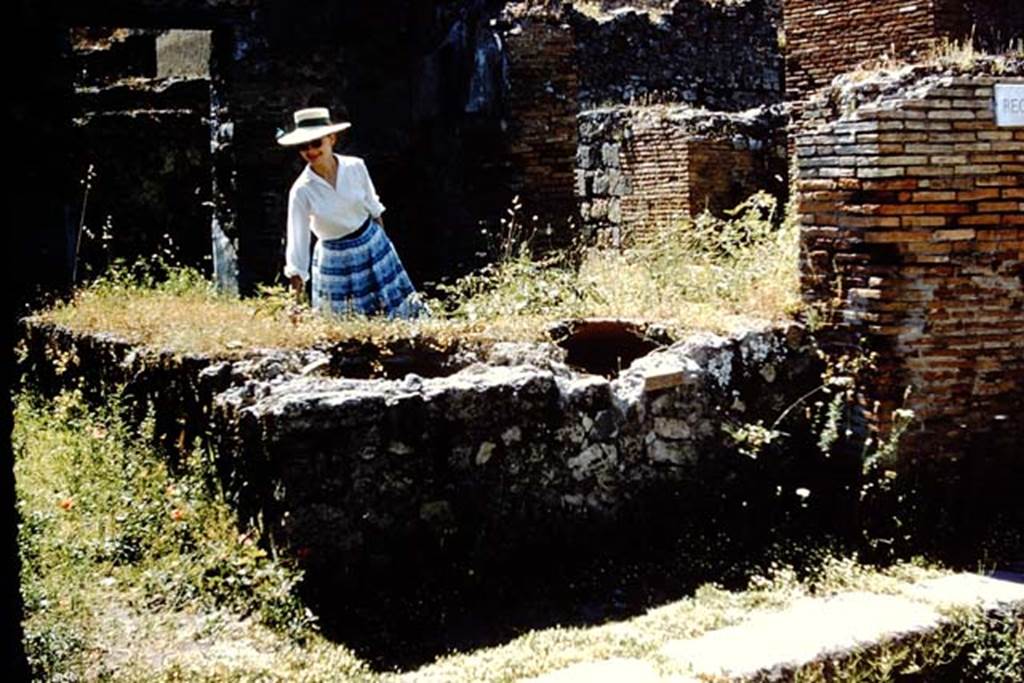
[53,0,790,292]
[500,3,582,247]
[798,64,1024,457]
[71,28,160,85]
[783,0,938,104]
[688,135,787,217]
[571,0,783,111]
[578,106,787,238]
[19,315,828,617]
[617,112,691,235]
[784,0,1024,106]
[207,325,825,591]
[69,30,213,279]
[156,29,211,78]
[51,1,589,295]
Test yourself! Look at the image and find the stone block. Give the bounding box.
[601,142,621,168]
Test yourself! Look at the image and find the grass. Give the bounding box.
[838,37,1023,89]
[36,191,800,358]
[18,389,1023,681]
[14,389,371,682]
[393,557,948,683]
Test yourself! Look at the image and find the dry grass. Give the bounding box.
[37,265,551,357]
[840,37,1022,88]
[576,194,799,331]
[35,191,799,358]
[40,283,525,358]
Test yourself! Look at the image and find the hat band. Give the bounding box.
[297,117,332,128]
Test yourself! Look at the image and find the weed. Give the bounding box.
[15,389,995,682]
[72,164,97,285]
[790,607,1024,682]
[723,420,783,460]
[399,554,947,683]
[14,389,353,679]
[958,610,1024,682]
[37,190,800,356]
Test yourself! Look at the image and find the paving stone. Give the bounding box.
[906,572,1024,611]
[519,657,685,683]
[661,592,940,679]
[658,573,1024,680]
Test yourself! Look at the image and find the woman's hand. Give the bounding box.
[289,275,305,300]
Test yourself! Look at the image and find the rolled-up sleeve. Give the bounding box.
[359,159,386,217]
[284,186,312,282]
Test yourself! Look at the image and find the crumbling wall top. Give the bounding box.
[802,53,1024,132]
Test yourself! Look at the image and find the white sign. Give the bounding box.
[995,84,1024,127]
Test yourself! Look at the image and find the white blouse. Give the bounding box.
[283,154,387,282]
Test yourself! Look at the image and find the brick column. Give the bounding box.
[500,2,581,249]
[798,68,1024,457]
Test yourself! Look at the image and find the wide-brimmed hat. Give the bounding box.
[276,107,352,146]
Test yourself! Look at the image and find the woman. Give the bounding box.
[277,107,425,319]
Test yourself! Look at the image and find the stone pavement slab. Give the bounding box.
[519,657,693,683]
[660,591,940,679]
[522,572,1024,682]
[905,571,1024,611]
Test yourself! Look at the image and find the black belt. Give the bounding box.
[340,215,373,241]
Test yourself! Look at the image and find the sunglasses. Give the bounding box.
[297,137,325,151]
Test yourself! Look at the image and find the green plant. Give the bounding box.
[14,388,329,678]
[634,191,792,306]
[958,610,1024,682]
[22,620,86,683]
[723,420,783,460]
[435,245,598,321]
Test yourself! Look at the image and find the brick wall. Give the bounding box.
[784,0,1024,105]
[618,112,691,236]
[501,2,582,248]
[689,136,787,217]
[783,0,937,104]
[797,61,1024,457]
[570,0,788,242]
[578,105,787,239]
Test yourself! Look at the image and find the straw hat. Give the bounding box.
[276,107,352,146]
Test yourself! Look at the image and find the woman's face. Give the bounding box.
[299,133,336,165]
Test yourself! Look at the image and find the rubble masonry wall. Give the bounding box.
[578,106,787,238]
[571,0,782,111]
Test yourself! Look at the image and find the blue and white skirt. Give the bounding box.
[311,219,427,320]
